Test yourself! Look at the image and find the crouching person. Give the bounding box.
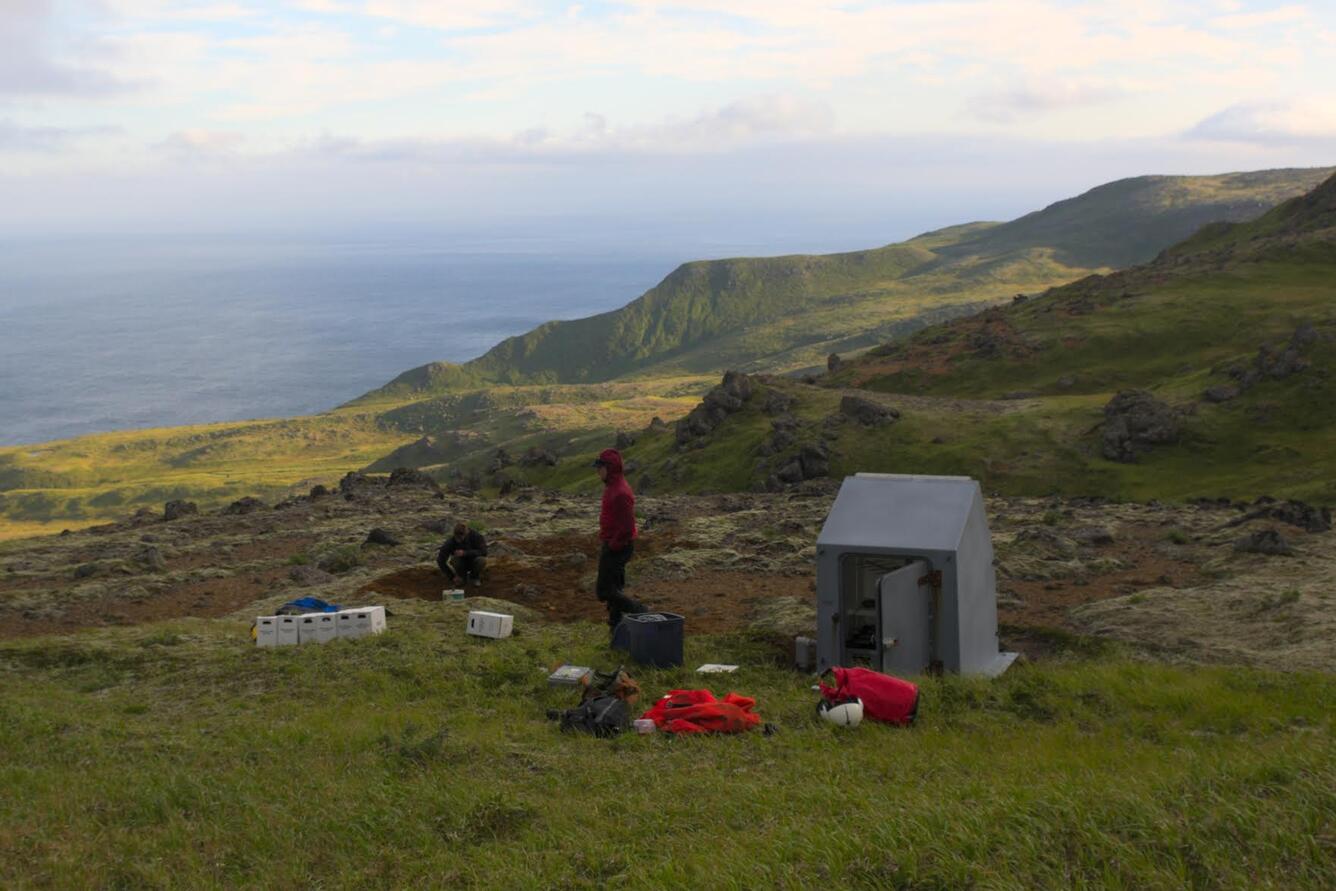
[438,522,487,587]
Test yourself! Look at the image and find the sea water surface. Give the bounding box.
[0,235,693,446]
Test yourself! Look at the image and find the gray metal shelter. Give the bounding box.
[815,473,1017,676]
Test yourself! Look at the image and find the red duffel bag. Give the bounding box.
[819,667,919,726]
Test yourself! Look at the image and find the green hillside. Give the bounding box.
[546,170,1336,503]
[365,168,1333,399]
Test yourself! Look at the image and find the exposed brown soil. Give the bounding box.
[3,565,294,638]
[354,532,788,633]
[1000,543,1211,630]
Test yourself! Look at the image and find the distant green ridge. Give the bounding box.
[360,167,1332,403]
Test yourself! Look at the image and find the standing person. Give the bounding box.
[594,448,644,629]
[437,522,488,587]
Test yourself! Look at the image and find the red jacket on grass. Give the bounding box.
[598,448,637,552]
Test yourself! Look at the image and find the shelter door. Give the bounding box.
[878,560,931,675]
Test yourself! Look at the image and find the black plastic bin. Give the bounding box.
[621,612,684,668]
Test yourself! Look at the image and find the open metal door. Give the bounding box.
[878,559,931,675]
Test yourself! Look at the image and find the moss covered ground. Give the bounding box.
[1,609,1332,889]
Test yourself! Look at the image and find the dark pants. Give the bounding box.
[438,551,485,582]
[596,542,644,628]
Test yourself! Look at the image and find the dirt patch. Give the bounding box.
[356,531,813,634]
[1,565,292,638]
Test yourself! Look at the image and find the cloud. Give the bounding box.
[0,0,131,98]
[154,128,246,155]
[304,95,835,165]
[1211,3,1310,30]
[0,118,119,151]
[1186,97,1336,144]
[966,81,1129,123]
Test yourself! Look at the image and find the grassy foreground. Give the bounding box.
[2,603,1332,889]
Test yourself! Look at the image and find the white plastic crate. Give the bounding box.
[255,616,279,648]
[299,612,339,644]
[466,610,513,639]
[276,615,300,646]
[337,606,387,640]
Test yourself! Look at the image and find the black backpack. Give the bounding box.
[552,695,631,737]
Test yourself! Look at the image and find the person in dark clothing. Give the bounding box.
[438,522,488,587]
[593,448,645,629]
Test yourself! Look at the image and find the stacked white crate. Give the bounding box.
[277,615,301,646]
[256,616,280,647]
[299,612,340,644]
[337,605,387,640]
[255,607,385,646]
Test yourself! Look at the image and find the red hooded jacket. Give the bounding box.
[597,448,637,552]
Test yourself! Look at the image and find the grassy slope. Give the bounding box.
[818,174,1336,502]
[1,612,1331,889]
[548,173,1336,503]
[4,168,1332,533]
[0,380,706,528]
[367,168,1334,398]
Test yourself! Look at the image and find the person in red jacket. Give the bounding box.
[593,448,645,629]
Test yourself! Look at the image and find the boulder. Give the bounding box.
[839,395,899,427]
[163,500,198,521]
[520,446,559,467]
[615,431,637,450]
[1202,385,1239,403]
[1233,529,1293,556]
[73,562,101,580]
[647,416,669,432]
[675,372,756,445]
[1228,500,1332,534]
[763,389,796,416]
[827,353,843,372]
[388,467,443,494]
[364,528,401,547]
[309,484,330,498]
[222,496,266,516]
[1071,526,1114,546]
[137,546,166,572]
[1100,390,1181,463]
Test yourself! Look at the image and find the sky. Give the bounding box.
[2,0,1335,246]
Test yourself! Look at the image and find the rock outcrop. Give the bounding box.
[675,371,755,447]
[839,395,900,427]
[1101,390,1182,463]
[163,500,198,521]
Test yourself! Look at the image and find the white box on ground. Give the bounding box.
[467,610,513,639]
[255,616,279,647]
[276,615,300,646]
[338,606,387,640]
[299,612,338,644]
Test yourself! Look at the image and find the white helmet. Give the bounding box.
[817,696,864,728]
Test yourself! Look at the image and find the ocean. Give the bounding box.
[0,235,693,447]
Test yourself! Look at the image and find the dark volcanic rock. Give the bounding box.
[73,562,101,579]
[339,471,373,494]
[163,500,198,521]
[675,371,755,445]
[1233,529,1293,556]
[827,353,843,372]
[519,446,558,467]
[222,496,266,516]
[364,527,401,546]
[309,484,330,498]
[137,546,166,572]
[1071,526,1115,546]
[388,467,443,494]
[418,517,453,535]
[1100,390,1181,463]
[839,395,899,427]
[1202,385,1240,404]
[615,430,637,450]
[1228,500,1332,533]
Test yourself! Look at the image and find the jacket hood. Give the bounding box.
[597,448,624,477]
